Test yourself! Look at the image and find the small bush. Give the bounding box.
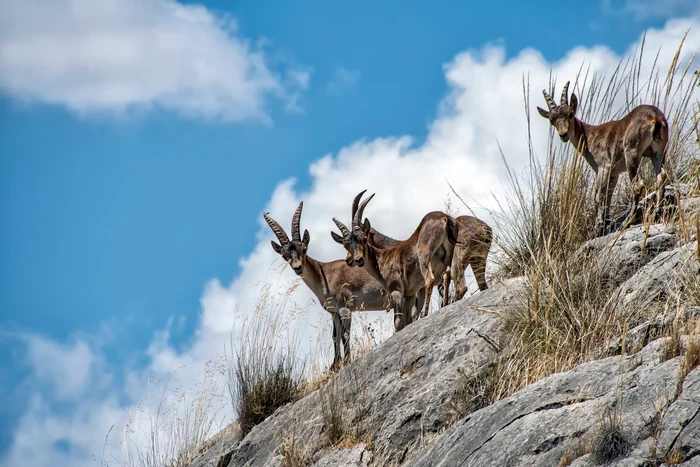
[233,353,303,437]
[228,285,308,438]
[590,409,631,464]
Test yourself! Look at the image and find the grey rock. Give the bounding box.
[313,444,371,467]
[209,277,527,467]
[613,240,699,312]
[405,338,697,467]
[576,224,680,285]
[191,222,699,467]
[656,368,700,462]
[189,426,240,467]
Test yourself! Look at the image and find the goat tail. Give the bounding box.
[650,118,666,142]
[445,216,461,245]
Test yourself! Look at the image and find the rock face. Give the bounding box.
[191,226,700,467]
[575,224,681,285]
[407,339,698,467]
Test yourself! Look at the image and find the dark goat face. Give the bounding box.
[271,239,308,274]
[536,81,579,143]
[330,190,375,268]
[547,106,576,142]
[264,202,311,276]
[332,225,367,267]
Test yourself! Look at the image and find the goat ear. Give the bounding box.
[363,218,371,233]
[271,240,283,254]
[536,106,550,119]
[570,93,578,115]
[302,229,310,246]
[331,231,344,244]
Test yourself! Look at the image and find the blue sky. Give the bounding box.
[1,0,698,465]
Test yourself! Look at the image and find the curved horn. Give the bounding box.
[354,193,375,227]
[291,201,303,242]
[333,217,350,236]
[264,212,290,245]
[542,89,557,111]
[560,81,570,106]
[351,189,368,219]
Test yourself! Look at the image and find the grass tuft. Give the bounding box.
[448,366,497,421]
[280,425,311,467]
[590,409,631,465]
[227,283,309,439]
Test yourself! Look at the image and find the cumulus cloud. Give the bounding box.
[21,335,100,401]
[0,0,309,122]
[3,13,700,467]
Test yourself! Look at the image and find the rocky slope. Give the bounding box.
[192,217,700,467]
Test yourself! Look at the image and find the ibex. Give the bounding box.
[347,190,426,316]
[331,191,460,331]
[264,202,393,370]
[437,215,493,307]
[537,81,669,236]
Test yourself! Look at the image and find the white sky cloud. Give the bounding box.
[0,0,308,122]
[21,335,99,401]
[3,12,699,467]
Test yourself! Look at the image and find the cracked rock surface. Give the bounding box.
[190,226,699,467]
[407,339,699,467]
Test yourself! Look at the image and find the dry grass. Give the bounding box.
[280,425,311,467]
[488,35,699,402]
[319,378,373,450]
[448,365,498,422]
[590,408,631,465]
[558,436,593,467]
[227,284,311,438]
[108,359,229,467]
[320,380,345,446]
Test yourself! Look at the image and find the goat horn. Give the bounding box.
[560,81,570,106]
[354,192,375,227]
[542,89,557,111]
[351,189,368,220]
[291,201,303,242]
[333,217,350,236]
[264,212,290,245]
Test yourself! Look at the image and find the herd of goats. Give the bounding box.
[263,81,671,370]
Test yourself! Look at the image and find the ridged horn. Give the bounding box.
[291,202,303,242]
[353,192,375,227]
[351,189,368,220]
[560,81,570,106]
[542,88,557,111]
[333,217,350,237]
[264,212,290,245]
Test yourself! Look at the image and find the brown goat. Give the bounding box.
[438,215,493,306]
[264,202,392,370]
[332,191,459,331]
[537,81,669,235]
[346,190,427,318]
